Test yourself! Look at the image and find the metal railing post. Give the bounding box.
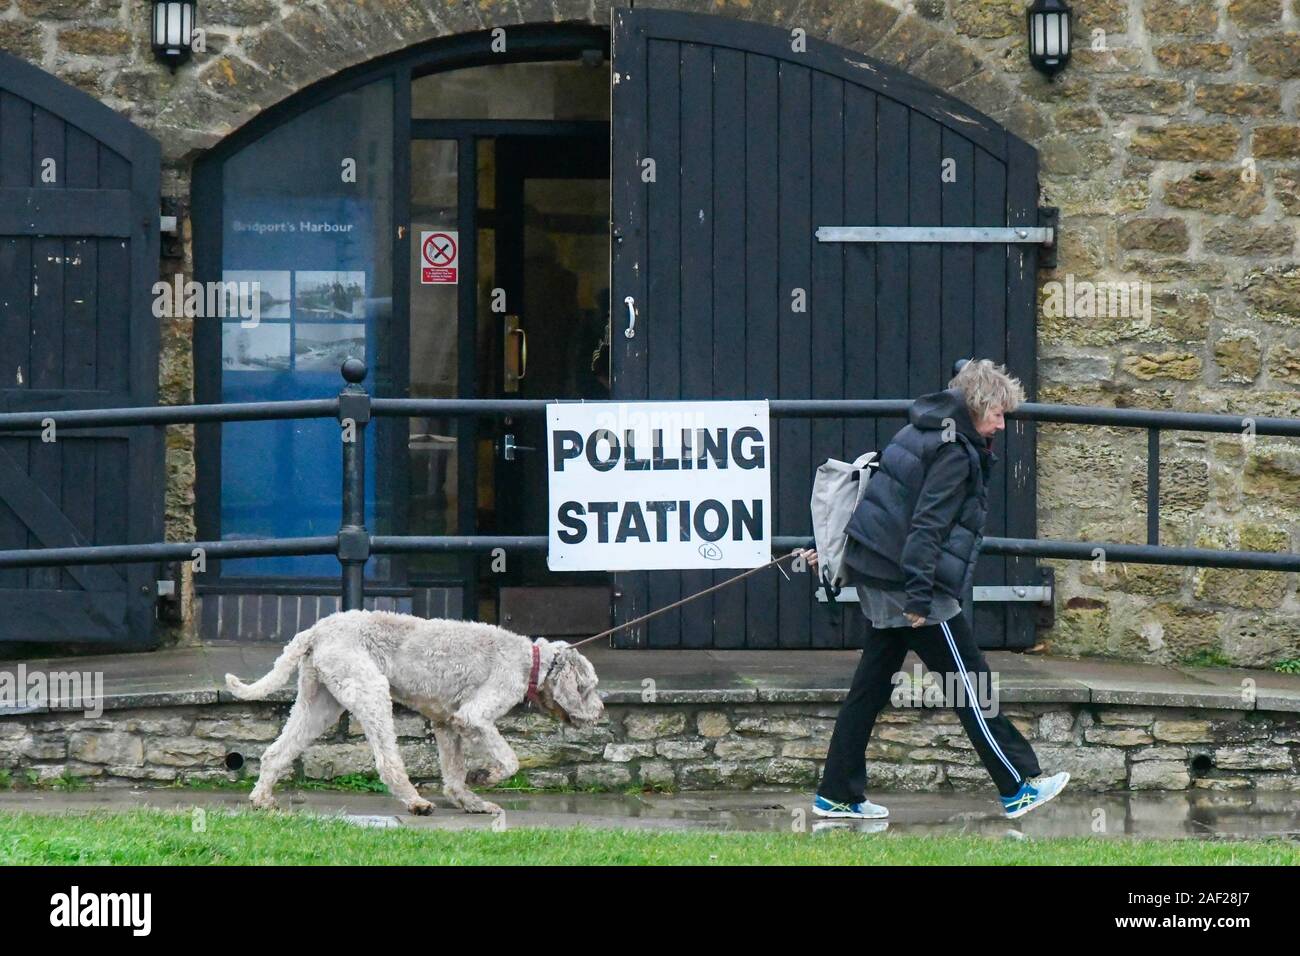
[1147,427,1160,546]
[338,358,371,611]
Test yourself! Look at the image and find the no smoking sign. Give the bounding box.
[420,230,458,285]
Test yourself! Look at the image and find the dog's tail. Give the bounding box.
[224,626,316,700]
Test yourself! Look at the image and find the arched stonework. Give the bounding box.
[0,1,1052,164]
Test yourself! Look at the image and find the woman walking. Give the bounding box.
[807,359,1069,821]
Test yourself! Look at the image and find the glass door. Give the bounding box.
[407,137,471,586]
[407,128,610,628]
[475,133,612,634]
[487,135,610,584]
[406,59,610,628]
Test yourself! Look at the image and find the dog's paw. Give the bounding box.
[407,798,435,816]
[464,799,502,815]
[250,793,277,811]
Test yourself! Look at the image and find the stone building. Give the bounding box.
[0,0,1297,666]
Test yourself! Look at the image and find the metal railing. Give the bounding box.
[1,358,1298,622]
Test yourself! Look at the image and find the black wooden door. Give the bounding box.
[609,9,1039,650]
[0,52,163,645]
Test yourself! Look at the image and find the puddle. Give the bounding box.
[2,788,1297,840]
[340,815,401,829]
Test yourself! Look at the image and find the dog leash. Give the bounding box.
[568,550,806,648]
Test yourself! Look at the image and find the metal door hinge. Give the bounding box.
[156,561,183,625]
[815,572,1055,625]
[815,225,1055,246]
[971,585,1053,604]
[1037,206,1059,269]
[816,586,1054,604]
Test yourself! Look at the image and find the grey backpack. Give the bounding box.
[809,451,877,599]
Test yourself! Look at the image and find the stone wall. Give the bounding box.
[1,0,1298,663]
[2,697,1298,793]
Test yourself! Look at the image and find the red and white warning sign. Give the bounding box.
[420,230,458,284]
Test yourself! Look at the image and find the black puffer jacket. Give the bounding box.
[843,387,996,618]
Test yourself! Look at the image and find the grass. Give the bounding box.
[0,809,1296,865]
[0,770,394,795]
[1183,649,1236,669]
[0,769,88,792]
[170,770,634,796]
[2,768,640,798]
[170,772,391,794]
[48,772,89,792]
[489,771,575,793]
[489,771,673,796]
[1178,650,1300,674]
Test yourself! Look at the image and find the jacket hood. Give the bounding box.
[909,387,998,464]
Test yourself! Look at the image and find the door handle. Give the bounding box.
[511,326,527,380]
[501,433,536,461]
[503,315,524,393]
[623,295,636,339]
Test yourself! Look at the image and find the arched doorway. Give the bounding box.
[193,25,612,637]
[193,13,1043,650]
[0,50,163,646]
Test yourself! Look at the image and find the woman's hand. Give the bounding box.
[800,548,819,569]
[904,612,926,628]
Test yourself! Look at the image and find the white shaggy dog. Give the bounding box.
[225,609,605,815]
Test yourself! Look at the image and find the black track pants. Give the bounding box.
[818,612,1041,801]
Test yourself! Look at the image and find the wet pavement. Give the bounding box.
[2,787,1298,841]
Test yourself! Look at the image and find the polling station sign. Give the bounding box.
[547,401,771,571]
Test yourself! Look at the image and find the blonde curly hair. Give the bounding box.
[948,359,1026,422]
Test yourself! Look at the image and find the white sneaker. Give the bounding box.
[1001,771,1070,819]
[813,794,890,819]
